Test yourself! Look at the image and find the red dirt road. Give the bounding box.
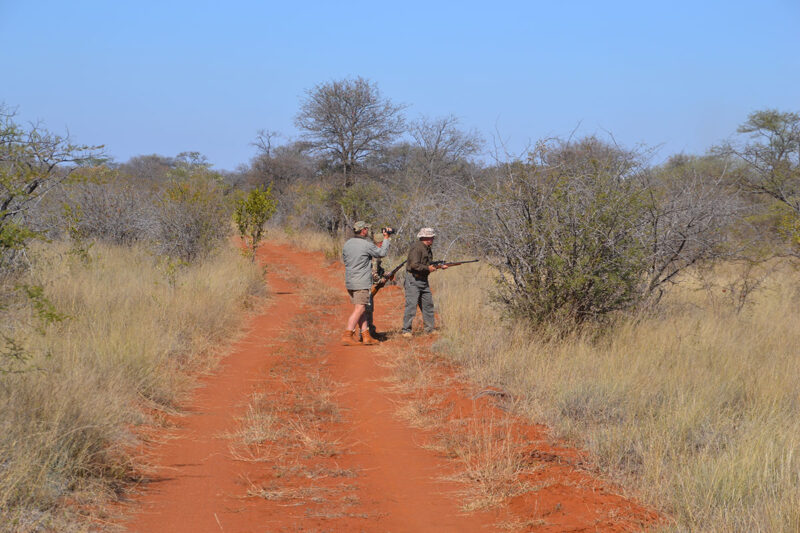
[120,241,659,532]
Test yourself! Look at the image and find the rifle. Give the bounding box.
[371,260,407,297]
[431,259,479,269]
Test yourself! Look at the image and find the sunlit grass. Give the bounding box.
[0,241,265,532]
[434,262,800,532]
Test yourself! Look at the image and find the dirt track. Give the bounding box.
[120,241,660,532]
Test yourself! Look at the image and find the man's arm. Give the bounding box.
[368,228,392,258]
[368,238,390,258]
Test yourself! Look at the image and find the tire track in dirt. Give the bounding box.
[369,315,662,532]
[120,241,660,532]
[120,243,314,532]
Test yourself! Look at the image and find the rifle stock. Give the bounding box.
[371,260,407,297]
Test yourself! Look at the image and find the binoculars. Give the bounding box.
[381,227,395,236]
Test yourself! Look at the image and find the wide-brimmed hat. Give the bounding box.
[353,220,371,232]
[416,227,436,238]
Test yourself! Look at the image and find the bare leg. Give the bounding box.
[347,304,366,331]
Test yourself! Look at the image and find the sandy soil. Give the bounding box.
[119,241,660,532]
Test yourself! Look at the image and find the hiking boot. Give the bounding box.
[341,329,359,346]
[401,331,413,338]
[362,329,378,345]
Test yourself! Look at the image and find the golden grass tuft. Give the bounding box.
[377,341,537,511]
[443,417,537,511]
[378,345,452,429]
[0,241,265,532]
[434,262,800,532]
[234,393,287,446]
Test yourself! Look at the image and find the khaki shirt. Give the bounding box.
[343,236,391,290]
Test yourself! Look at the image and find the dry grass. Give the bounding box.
[272,464,357,480]
[0,241,265,532]
[287,418,342,458]
[248,484,336,503]
[434,262,800,532]
[233,331,350,515]
[299,277,341,309]
[443,417,537,511]
[248,483,366,522]
[227,393,286,463]
[231,369,343,462]
[379,346,453,429]
[378,342,538,512]
[494,517,549,530]
[230,286,345,480]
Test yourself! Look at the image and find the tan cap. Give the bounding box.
[373,232,384,243]
[417,227,436,238]
[353,220,371,232]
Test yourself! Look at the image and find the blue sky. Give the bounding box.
[2,0,798,170]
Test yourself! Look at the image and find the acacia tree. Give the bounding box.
[732,110,800,209]
[295,77,406,188]
[1,106,102,271]
[409,114,483,188]
[637,158,742,300]
[249,137,317,195]
[727,109,800,250]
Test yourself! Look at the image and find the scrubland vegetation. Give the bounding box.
[434,264,800,532]
[0,242,264,531]
[2,78,799,531]
[244,81,798,531]
[1,107,265,530]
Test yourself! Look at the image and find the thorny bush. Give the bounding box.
[467,137,741,332]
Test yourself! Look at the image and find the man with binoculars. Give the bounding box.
[341,221,392,345]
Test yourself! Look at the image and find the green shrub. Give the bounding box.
[470,137,740,332]
[155,171,231,261]
[477,139,649,329]
[233,185,277,259]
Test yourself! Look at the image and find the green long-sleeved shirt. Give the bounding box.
[406,240,433,281]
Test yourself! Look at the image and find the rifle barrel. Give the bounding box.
[435,259,479,266]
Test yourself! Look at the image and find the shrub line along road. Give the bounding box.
[120,241,659,532]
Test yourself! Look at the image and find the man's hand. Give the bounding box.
[382,226,393,238]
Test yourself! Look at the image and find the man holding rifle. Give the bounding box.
[341,221,391,346]
[401,227,447,337]
[364,231,386,337]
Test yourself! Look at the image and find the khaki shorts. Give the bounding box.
[348,289,371,305]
